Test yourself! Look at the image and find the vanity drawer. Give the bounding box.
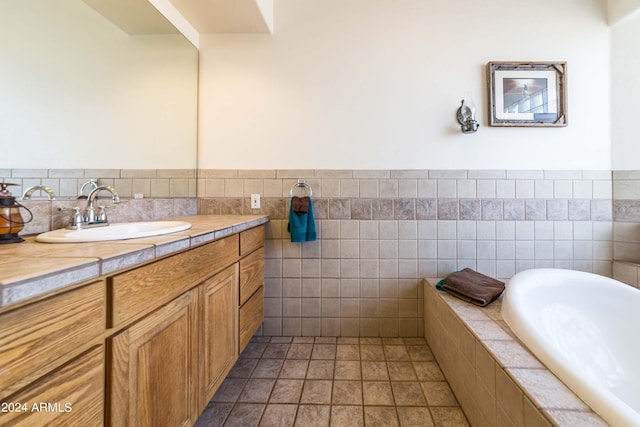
[240,226,265,257]
[239,247,265,306]
[239,286,264,352]
[109,234,239,328]
[1,346,104,426]
[0,281,105,401]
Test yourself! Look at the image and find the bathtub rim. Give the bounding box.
[502,268,640,427]
[424,277,607,426]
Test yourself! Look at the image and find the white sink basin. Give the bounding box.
[36,221,192,243]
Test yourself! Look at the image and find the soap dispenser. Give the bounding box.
[0,183,33,243]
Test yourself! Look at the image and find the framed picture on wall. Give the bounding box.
[488,62,567,127]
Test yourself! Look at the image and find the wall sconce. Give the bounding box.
[456,93,479,134]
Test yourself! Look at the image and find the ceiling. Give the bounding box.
[83,0,272,39]
[169,0,272,34]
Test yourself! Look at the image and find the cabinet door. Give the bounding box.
[108,289,199,427]
[199,264,238,412]
[0,346,104,427]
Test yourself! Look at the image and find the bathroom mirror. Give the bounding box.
[0,0,198,171]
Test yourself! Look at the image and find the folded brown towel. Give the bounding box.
[292,196,310,213]
[440,268,505,307]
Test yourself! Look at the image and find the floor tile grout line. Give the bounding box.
[212,336,465,426]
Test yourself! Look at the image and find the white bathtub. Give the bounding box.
[502,269,640,427]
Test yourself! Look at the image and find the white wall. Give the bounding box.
[198,0,611,170]
[0,0,198,169]
[611,9,640,170]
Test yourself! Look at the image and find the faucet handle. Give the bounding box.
[97,203,118,222]
[58,206,84,228]
[97,206,107,222]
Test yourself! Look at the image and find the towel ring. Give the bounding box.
[290,179,312,198]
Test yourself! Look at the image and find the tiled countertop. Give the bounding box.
[0,214,269,311]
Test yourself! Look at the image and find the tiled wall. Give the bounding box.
[1,168,197,199]
[612,170,640,287]
[7,167,622,337]
[1,169,197,235]
[198,169,614,337]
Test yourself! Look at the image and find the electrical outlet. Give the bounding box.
[251,194,261,209]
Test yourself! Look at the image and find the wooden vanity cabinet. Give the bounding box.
[107,224,265,426]
[0,223,265,427]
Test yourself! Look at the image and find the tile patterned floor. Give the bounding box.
[195,337,470,427]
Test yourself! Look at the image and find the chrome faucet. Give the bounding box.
[79,179,98,199]
[63,185,120,229]
[21,185,56,200]
[85,185,120,222]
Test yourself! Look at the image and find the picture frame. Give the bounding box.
[487,62,567,127]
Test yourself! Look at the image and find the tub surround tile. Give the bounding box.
[423,279,607,427]
[523,397,553,427]
[542,409,610,427]
[509,368,592,412]
[482,340,544,369]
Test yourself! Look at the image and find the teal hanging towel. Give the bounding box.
[287,196,316,242]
